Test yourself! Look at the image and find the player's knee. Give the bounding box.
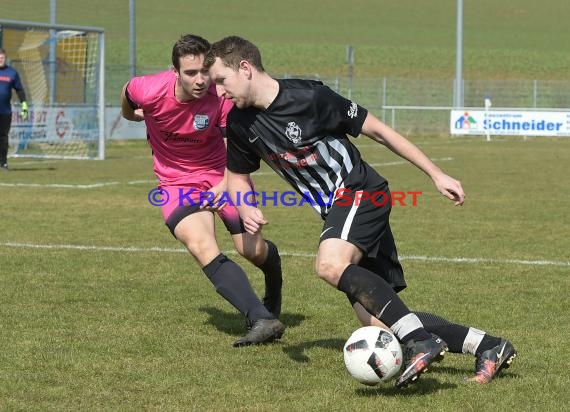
[314,258,344,285]
[182,237,216,261]
[234,238,265,266]
[184,240,207,258]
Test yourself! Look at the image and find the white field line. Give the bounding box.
[0,180,154,188]
[12,155,149,165]
[127,180,157,185]
[0,182,120,189]
[367,157,453,167]
[2,241,569,267]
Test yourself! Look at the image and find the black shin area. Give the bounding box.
[202,253,272,321]
[256,240,283,299]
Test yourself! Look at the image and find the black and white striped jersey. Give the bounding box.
[226,78,384,218]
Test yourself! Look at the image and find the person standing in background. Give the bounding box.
[0,48,28,171]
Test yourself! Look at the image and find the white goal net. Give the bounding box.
[0,19,105,159]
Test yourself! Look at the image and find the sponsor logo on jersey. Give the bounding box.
[285,121,302,144]
[193,114,209,130]
[348,102,358,118]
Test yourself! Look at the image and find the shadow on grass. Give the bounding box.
[355,377,457,396]
[282,338,346,363]
[425,364,470,377]
[199,306,306,336]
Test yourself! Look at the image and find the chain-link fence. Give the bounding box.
[308,76,570,135]
[126,68,570,135]
[3,1,569,136]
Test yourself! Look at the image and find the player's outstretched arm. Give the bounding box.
[361,113,465,206]
[227,170,268,235]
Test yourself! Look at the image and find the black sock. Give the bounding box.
[415,312,502,355]
[202,254,273,322]
[476,334,502,355]
[415,311,469,353]
[256,240,283,301]
[337,264,430,342]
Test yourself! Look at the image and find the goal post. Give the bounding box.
[0,19,105,160]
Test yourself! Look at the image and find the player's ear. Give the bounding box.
[239,60,252,79]
[172,65,180,79]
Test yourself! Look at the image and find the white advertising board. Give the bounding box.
[450,110,570,137]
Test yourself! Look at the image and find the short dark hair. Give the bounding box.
[171,34,210,71]
[204,36,264,72]
[0,48,6,55]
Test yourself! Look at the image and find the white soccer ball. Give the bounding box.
[343,326,403,385]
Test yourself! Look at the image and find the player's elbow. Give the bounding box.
[121,112,135,121]
[121,107,140,122]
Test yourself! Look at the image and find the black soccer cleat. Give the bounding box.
[245,294,282,331]
[233,318,286,347]
[396,334,448,388]
[465,339,517,384]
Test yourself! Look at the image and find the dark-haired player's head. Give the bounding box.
[171,34,210,71]
[171,34,212,100]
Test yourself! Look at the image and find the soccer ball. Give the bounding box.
[343,326,403,385]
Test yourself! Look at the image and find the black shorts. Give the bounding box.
[320,165,406,291]
[358,226,407,292]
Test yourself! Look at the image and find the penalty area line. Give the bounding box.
[1,242,569,267]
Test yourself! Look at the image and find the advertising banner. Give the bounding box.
[450,110,570,137]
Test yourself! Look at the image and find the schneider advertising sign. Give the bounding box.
[450,110,570,137]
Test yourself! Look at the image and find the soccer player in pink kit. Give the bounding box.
[120,34,285,346]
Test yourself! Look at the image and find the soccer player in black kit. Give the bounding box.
[205,36,516,387]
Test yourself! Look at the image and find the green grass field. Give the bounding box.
[1,136,569,410]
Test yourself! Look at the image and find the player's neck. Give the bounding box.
[252,74,279,110]
[174,80,195,103]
